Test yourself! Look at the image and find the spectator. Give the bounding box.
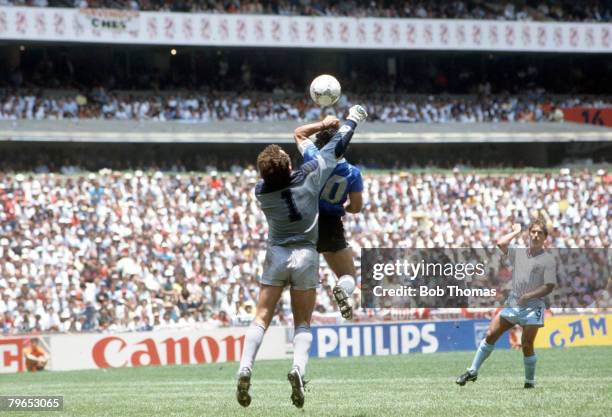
[23,337,50,372]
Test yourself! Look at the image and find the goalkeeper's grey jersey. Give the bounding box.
[255,123,355,247]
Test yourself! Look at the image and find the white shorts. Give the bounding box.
[500,306,545,327]
[260,245,320,290]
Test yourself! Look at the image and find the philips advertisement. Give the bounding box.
[311,320,510,358]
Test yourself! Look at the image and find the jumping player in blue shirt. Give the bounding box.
[293,115,364,320]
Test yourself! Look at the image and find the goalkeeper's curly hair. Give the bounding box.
[257,144,291,189]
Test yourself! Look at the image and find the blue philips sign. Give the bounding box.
[310,320,510,358]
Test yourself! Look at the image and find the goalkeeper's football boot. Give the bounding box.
[524,382,535,389]
[456,370,478,386]
[236,367,252,407]
[287,367,305,409]
[333,285,353,320]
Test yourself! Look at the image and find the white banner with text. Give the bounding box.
[0,7,610,52]
[0,326,288,373]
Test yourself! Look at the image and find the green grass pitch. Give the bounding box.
[2,346,610,417]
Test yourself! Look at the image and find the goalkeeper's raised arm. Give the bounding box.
[293,115,340,154]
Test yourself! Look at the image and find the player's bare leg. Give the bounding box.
[287,288,316,409]
[236,284,284,407]
[484,313,516,344]
[457,313,515,385]
[323,248,356,319]
[521,325,540,388]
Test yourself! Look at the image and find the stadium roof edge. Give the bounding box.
[0,121,610,144]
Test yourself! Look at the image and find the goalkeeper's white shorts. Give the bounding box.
[259,245,320,290]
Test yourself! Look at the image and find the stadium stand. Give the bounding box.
[1,168,610,334]
[1,90,610,122]
[6,47,610,95]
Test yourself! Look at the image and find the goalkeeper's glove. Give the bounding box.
[347,105,368,124]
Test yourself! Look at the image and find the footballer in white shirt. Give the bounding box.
[456,219,556,389]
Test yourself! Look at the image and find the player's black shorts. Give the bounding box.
[317,214,348,253]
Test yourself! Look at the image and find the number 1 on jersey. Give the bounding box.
[281,189,303,222]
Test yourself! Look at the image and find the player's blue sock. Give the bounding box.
[292,324,313,377]
[468,340,495,374]
[524,355,537,384]
[338,275,356,295]
[238,321,266,372]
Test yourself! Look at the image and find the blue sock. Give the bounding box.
[524,355,537,384]
[468,340,495,374]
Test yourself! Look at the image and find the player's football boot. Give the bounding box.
[236,367,252,407]
[333,285,353,320]
[455,370,478,386]
[524,382,535,389]
[287,367,305,409]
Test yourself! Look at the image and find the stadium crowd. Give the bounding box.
[0,167,610,335]
[3,0,610,22]
[2,90,609,123]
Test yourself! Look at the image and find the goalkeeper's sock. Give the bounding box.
[468,339,495,374]
[239,321,266,371]
[337,275,356,295]
[292,324,313,377]
[524,355,537,385]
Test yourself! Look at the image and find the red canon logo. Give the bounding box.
[92,335,245,368]
[0,338,25,373]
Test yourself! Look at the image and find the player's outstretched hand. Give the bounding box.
[322,115,341,130]
[511,224,522,234]
[347,105,368,124]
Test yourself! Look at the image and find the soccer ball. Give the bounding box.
[309,74,341,107]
